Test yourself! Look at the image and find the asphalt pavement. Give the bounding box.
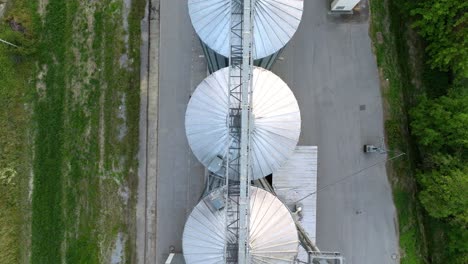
[153,0,207,263]
[271,1,399,263]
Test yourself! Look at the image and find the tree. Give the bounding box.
[419,162,468,223]
[411,90,468,262]
[446,223,468,263]
[411,0,468,78]
[410,92,468,156]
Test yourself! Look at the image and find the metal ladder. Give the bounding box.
[224,0,254,263]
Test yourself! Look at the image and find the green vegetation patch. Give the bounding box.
[394,188,426,263]
[370,0,467,263]
[369,0,427,263]
[22,0,145,263]
[0,0,36,263]
[31,1,68,262]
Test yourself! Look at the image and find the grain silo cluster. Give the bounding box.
[183,0,304,263]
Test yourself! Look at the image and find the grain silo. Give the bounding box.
[182,186,299,263]
[185,67,301,180]
[188,0,304,72]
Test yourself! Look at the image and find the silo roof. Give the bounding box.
[182,186,299,263]
[185,67,301,180]
[188,0,304,59]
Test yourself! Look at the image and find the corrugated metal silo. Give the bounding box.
[185,67,301,180]
[200,39,284,73]
[182,186,299,263]
[188,0,304,60]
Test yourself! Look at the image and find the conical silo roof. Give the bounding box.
[182,186,299,263]
[185,67,301,180]
[188,0,304,59]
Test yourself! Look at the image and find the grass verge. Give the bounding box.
[369,0,428,263]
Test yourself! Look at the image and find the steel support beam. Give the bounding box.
[238,0,253,262]
[224,0,254,263]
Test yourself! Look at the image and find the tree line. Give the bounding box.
[400,0,467,262]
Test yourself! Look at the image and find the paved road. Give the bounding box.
[154,0,207,263]
[271,1,399,263]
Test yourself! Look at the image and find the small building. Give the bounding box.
[331,0,361,12]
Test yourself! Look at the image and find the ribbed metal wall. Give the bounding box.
[200,41,284,73]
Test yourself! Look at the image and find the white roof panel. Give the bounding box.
[273,146,318,260]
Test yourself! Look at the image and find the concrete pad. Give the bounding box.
[271,0,399,263]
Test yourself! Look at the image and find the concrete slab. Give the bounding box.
[271,0,399,263]
[137,1,160,263]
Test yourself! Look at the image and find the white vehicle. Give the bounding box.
[363,144,379,153]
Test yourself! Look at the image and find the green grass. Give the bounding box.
[394,188,426,263]
[30,1,69,262]
[369,0,427,263]
[0,0,145,263]
[0,49,32,262]
[0,1,37,263]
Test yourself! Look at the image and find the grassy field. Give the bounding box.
[369,0,428,263]
[0,1,36,263]
[0,0,145,263]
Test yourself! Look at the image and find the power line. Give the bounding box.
[294,152,406,203]
[0,38,19,48]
